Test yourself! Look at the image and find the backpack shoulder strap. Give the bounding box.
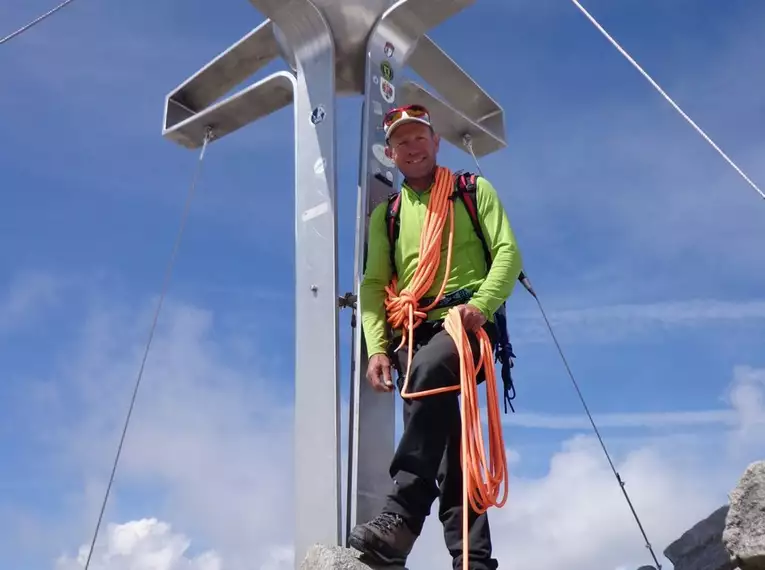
[384,191,402,275]
[454,172,521,414]
[453,171,492,270]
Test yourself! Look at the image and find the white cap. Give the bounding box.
[383,105,433,141]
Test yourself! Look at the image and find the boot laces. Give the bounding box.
[369,512,404,535]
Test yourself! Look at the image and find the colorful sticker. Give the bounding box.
[380,61,393,81]
[380,78,394,103]
[372,143,395,168]
[310,105,326,125]
[384,42,394,58]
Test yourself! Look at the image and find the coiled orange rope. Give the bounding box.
[384,165,509,570]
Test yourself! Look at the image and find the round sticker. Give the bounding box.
[372,143,395,168]
[380,61,393,81]
[384,42,395,58]
[385,171,393,182]
[380,78,394,103]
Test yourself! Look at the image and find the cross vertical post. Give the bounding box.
[347,34,400,539]
[284,6,344,557]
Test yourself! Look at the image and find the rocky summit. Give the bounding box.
[661,460,764,570]
[301,460,765,569]
[300,544,407,570]
[723,460,765,569]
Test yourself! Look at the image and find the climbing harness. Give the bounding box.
[385,170,519,413]
[463,136,664,569]
[80,128,213,570]
[383,165,509,570]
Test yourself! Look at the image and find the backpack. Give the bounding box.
[384,171,518,413]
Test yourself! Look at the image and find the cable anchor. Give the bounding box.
[338,292,357,309]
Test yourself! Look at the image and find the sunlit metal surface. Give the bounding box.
[161,1,507,566]
[164,71,294,148]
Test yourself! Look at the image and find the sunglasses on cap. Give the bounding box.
[382,104,432,137]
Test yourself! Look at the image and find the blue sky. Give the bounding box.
[1,0,764,569]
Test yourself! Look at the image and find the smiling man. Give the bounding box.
[349,105,523,569]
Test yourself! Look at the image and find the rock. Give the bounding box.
[664,505,736,570]
[299,544,407,570]
[723,460,765,569]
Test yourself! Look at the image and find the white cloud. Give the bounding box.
[0,270,63,332]
[408,366,765,570]
[501,408,738,430]
[511,298,765,344]
[6,289,761,570]
[10,295,295,570]
[55,518,222,570]
[407,433,715,569]
[725,365,765,456]
[540,299,765,326]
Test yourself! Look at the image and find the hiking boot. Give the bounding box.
[347,512,418,565]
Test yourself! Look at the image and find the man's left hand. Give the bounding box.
[455,304,486,332]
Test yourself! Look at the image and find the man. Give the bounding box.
[348,104,523,569]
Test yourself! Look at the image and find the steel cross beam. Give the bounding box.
[161,0,506,565]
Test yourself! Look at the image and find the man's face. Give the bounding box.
[387,122,440,181]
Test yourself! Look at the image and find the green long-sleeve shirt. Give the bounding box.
[360,175,523,357]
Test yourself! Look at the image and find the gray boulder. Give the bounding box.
[664,505,736,570]
[300,544,407,570]
[723,460,765,569]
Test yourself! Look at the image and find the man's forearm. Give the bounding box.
[360,284,389,356]
[468,242,522,319]
[359,202,393,356]
[467,177,523,319]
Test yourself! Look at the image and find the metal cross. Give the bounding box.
[161,0,506,565]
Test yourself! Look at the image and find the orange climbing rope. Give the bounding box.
[384,165,509,570]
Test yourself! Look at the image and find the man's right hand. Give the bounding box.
[367,353,394,392]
